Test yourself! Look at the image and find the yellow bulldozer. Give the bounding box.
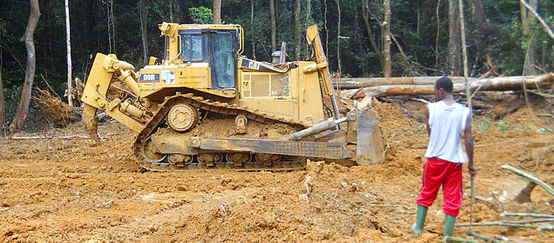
[81,23,385,172]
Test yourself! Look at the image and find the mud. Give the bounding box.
[1,93,553,242]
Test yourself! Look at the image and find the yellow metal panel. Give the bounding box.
[138,64,212,96]
[297,61,325,125]
[81,53,114,109]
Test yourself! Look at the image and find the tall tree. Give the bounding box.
[169,0,181,23]
[522,0,538,75]
[213,0,222,24]
[0,47,5,129]
[65,0,73,106]
[11,0,40,130]
[383,0,391,78]
[304,0,312,54]
[250,0,256,59]
[139,0,149,65]
[361,0,384,71]
[336,0,342,76]
[269,0,277,52]
[295,0,301,60]
[447,0,461,75]
[459,0,471,108]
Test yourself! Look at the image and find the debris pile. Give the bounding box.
[33,88,81,127]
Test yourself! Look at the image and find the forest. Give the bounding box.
[0,0,552,130]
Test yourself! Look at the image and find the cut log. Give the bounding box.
[341,73,553,97]
[502,212,554,218]
[456,219,554,227]
[467,231,502,243]
[335,76,471,89]
[501,164,554,196]
[443,236,478,243]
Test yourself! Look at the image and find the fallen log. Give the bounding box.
[502,212,554,218]
[494,235,533,243]
[335,74,552,89]
[341,73,553,97]
[335,76,472,89]
[9,135,103,140]
[443,236,478,243]
[467,231,502,243]
[456,219,554,227]
[501,164,554,196]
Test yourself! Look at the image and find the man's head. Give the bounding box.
[434,77,453,99]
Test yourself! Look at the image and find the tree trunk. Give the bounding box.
[459,0,471,108]
[337,74,553,90]
[269,0,276,52]
[383,0,391,78]
[251,0,256,59]
[435,0,441,68]
[65,0,73,107]
[520,1,528,35]
[324,0,329,55]
[11,0,40,130]
[169,0,173,22]
[294,0,301,60]
[447,0,460,75]
[520,0,554,40]
[304,0,311,55]
[0,48,5,128]
[139,0,149,65]
[361,0,384,71]
[523,0,537,75]
[335,0,341,76]
[213,0,221,24]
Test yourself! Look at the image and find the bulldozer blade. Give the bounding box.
[356,108,385,165]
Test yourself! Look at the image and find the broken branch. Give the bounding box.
[501,164,554,196]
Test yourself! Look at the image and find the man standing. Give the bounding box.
[412,77,477,238]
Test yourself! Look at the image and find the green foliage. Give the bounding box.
[494,119,512,131]
[189,7,213,24]
[475,118,492,132]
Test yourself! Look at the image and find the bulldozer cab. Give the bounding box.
[162,23,244,91]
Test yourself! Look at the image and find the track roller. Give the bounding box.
[197,153,224,167]
[226,152,252,167]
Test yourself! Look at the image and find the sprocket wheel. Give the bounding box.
[167,103,199,132]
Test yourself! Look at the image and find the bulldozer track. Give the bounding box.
[133,93,310,172]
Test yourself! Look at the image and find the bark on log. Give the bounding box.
[503,212,554,218]
[456,219,554,227]
[342,73,553,97]
[335,76,475,89]
[501,164,554,196]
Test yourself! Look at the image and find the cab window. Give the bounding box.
[181,35,203,62]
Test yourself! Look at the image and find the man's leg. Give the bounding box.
[442,163,463,237]
[413,158,448,234]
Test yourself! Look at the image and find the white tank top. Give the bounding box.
[424,101,471,163]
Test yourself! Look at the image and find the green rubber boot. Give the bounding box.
[412,205,428,234]
[444,214,457,237]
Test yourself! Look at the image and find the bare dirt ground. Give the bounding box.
[0,93,552,242]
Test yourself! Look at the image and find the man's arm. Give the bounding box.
[424,105,430,136]
[463,115,476,177]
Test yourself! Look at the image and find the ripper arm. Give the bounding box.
[81,53,149,139]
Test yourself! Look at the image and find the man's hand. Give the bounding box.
[468,164,477,177]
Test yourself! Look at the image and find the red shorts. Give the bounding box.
[416,158,463,216]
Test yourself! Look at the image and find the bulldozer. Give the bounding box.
[81,23,385,172]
